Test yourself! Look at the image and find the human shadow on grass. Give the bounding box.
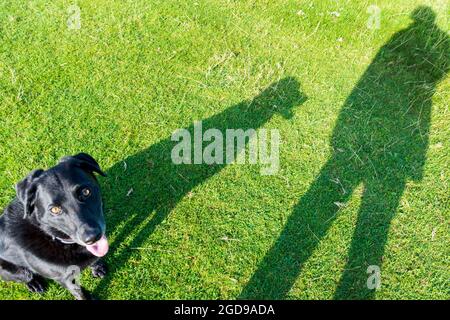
[239,6,449,300]
[94,77,307,297]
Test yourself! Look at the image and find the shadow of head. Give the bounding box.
[410,6,436,24]
[404,6,449,80]
[249,77,307,120]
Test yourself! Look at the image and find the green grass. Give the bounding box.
[0,0,449,300]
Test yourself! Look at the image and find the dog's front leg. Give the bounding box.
[57,267,93,300]
[58,278,92,300]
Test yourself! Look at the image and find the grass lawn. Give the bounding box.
[0,0,448,300]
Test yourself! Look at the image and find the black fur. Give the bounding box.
[0,153,108,300]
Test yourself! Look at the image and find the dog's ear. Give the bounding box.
[60,153,107,177]
[16,169,45,218]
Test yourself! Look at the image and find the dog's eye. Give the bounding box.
[50,206,62,215]
[78,187,92,201]
[81,188,91,197]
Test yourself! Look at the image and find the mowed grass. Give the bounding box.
[0,0,448,300]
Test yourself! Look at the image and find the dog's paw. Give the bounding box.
[27,277,47,294]
[91,261,107,278]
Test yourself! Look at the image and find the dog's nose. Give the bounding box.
[81,229,103,245]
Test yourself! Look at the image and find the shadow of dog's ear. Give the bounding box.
[60,153,107,177]
[16,169,45,218]
[249,77,308,120]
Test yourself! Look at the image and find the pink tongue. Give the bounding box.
[85,235,109,257]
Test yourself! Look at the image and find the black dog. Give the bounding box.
[0,153,109,299]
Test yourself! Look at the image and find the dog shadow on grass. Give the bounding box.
[94,77,307,297]
[239,6,449,300]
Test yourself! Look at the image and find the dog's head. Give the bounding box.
[16,153,109,257]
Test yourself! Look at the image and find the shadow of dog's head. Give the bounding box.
[16,153,109,257]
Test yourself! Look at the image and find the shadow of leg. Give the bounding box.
[334,178,406,299]
[240,157,360,299]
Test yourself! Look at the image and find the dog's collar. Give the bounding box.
[53,236,76,245]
